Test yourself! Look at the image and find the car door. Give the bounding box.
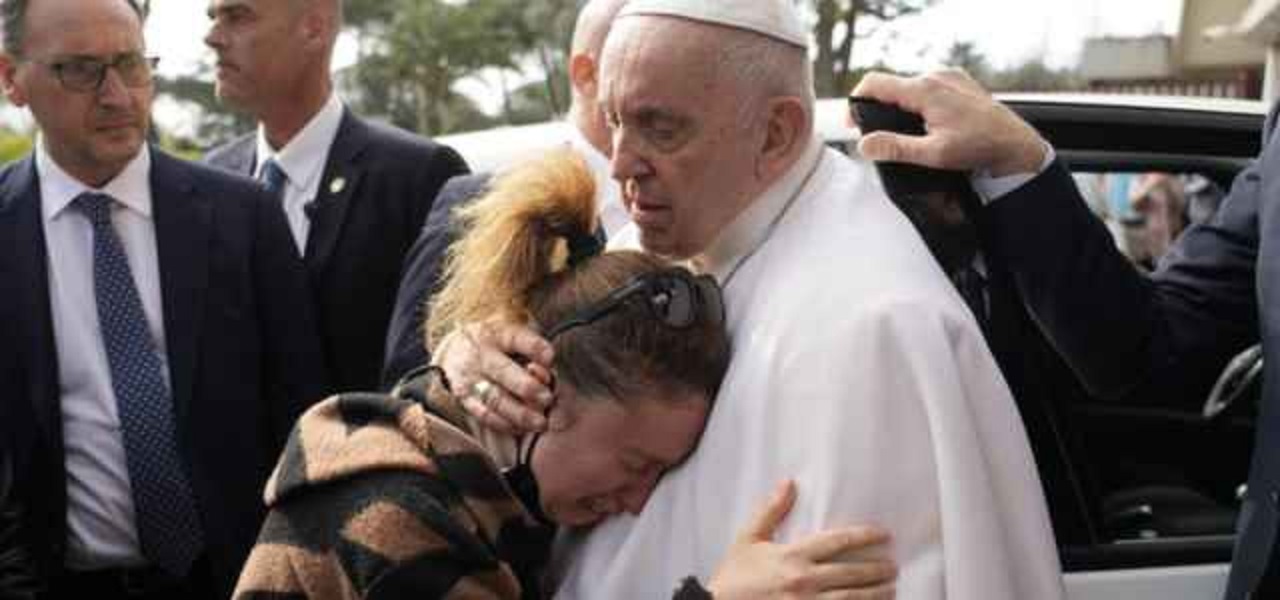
[1004,95,1265,600]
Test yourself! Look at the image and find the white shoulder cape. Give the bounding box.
[553,151,1064,599]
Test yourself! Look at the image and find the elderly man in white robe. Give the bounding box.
[431,1,1065,598]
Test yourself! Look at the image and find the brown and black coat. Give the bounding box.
[232,370,553,600]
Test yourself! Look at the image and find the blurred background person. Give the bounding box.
[381,0,629,389]
[204,0,469,393]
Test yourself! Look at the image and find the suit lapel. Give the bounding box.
[151,149,210,423]
[221,134,257,177]
[304,109,365,278]
[0,157,61,446]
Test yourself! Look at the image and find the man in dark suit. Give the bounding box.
[204,0,469,393]
[380,0,628,391]
[0,0,327,597]
[852,69,1280,599]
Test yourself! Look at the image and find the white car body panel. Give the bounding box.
[1066,563,1229,600]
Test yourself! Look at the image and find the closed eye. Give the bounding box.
[635,111,690,150]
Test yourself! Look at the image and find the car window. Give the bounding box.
[1074,171,1226,270]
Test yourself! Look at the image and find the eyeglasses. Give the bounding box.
[544,268,725,339]
[30,53,159,93]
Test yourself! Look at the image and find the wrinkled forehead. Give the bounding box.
[598,16,727,104]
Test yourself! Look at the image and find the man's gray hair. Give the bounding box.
[1,0,145,56]
[713,29,815,132]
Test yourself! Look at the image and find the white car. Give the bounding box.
[436,97,858,173]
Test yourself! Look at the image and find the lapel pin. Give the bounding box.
[329,177,347,195]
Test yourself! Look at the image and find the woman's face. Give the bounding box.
[530,384,710,527]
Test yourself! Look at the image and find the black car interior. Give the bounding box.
[855,98,1265,571]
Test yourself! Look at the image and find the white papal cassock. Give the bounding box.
[552,137,1065,599]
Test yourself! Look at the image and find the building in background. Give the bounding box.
[1079,0,1266,99]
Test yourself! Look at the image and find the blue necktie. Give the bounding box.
[73,192,205,577]
[259,158,288,199]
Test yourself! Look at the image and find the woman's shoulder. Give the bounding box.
[244,386,539,599]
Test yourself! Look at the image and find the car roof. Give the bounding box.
[439,99,860,172]
[436,120,575,174]
[436,93,1267,172]
[996,92,1269,117]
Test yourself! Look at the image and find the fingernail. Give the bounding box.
[538,390,554,407]
[529,414,547,430]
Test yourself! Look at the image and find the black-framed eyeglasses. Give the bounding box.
[30,53,159,93]
[543,268,725,339]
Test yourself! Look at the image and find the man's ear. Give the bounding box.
[757,97,807,179]
[298,9,333,52]
[0,54,27,107]
[569,53,597,99]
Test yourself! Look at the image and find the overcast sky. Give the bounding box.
[148,0,1183,74]
[134,0,1181,131]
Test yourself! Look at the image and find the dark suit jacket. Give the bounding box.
[0,149,328,598]
[0,434,37,600]
[206,110,469,393]
[987,105,1280,599]
[380,173,492,387]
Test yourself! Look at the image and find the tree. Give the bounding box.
[809,0,936,98]
[342,0,574,135]
[503,78,570,125]
[942,41,990,86]
[989,59,1081,93]
[511,0,578,121]
[153,71,255,148]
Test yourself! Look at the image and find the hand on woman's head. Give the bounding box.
[437,319,556,435]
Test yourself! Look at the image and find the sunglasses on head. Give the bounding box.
[543,268,725,339]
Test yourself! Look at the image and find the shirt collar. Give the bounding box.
[37,138,153,222]
[254,92,345,192]
[566,126,628,239]
[693,135,824,283]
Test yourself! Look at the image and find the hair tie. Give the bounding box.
[566,229,604,267]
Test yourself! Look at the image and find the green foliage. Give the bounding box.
[502,78,571,125]
[809,0,938,97]
[0,129,32,165]
[343,0,574,135]
[154,0,1074,139]
[987,59,1082,93]
[154,72,254,150]
[943,42,991,85]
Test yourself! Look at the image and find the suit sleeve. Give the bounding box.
[984,155,1262,406]
[407,145,469,239]
[0,446,39,600]
[251,189,329,445]
[381,175,488,388]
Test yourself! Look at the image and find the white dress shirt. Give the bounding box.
[556,138,1064,599]
[255,92,345,255]
[970,142,1057,202]
[38,142,166,570]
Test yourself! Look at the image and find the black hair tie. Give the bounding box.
[566,229,604,267]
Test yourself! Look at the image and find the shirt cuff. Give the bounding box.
[969,142,1056,204]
